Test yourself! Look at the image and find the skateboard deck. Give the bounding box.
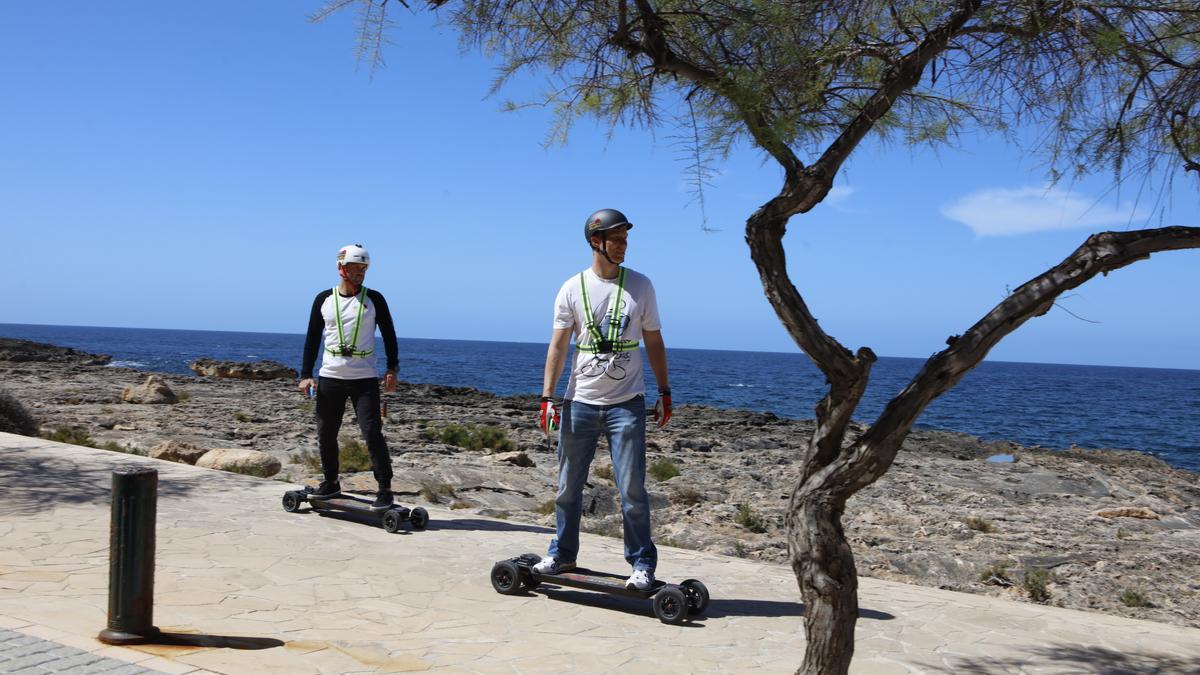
[281,488,429,532]
[489,553,708,624]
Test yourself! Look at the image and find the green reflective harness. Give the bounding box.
[577,268,639,354]
[326,286,374,358]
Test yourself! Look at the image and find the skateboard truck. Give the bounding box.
[281,487,430,533]
[489,553,709,625]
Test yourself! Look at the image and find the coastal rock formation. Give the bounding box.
[1093,506,1161,520]
[196,448,282,477]
[150,440,209,465]
[188,358,297,381]
[121,375,178,404]
[0,338,111,366]
[3,347,1197,631]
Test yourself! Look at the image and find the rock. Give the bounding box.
[188,358,297,381]
[150,440,209,465]
[122,375,178,404]
[1093,506,1161,520]
[0,338,111,365]
[490,451,535,467]
[196,448,282,477]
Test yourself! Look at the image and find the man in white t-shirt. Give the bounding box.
[535,208,672,590]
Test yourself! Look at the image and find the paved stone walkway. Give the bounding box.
[1,433,1199,674]
[0,627,160,674]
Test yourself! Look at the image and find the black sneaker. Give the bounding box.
[310,481,341,499]
[371,491,394,510]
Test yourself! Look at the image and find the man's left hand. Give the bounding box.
[384,371,397,393]
[652,392,672,428]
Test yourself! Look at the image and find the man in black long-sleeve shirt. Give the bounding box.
[298,244,399,509]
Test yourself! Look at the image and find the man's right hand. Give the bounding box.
[298,378,315,397]
[539,397,560,436]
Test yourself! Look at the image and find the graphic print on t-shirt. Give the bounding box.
[578,296,631,381]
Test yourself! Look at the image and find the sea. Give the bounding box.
[2,323,1197,473]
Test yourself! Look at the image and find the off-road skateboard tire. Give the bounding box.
[491,561,522,595]
[382,509,404,533]
[409,507,429,530]
[652,587,689,625]
[281,491,302,513]
[680,579,710,615]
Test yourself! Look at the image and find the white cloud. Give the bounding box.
[826,185,855,204]
[941,186,1143,237]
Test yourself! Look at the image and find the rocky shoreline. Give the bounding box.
[2,338,1197,630]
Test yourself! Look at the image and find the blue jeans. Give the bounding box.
[547,396,657,571]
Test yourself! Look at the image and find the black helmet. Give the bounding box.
[583,208,633,244]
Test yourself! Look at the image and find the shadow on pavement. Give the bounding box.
[155,632,285,650]
[423,518,554,534]
[0,441,237,515]
[950,645,1200,674]
[530,587,893,622]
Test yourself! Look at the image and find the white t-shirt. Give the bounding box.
[317,290,385,380]
[553,267,662,405]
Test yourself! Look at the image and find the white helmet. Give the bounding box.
[337,244,370,267]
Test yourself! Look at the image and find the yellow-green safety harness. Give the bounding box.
[326,286,374,358]
[577,268,639,354]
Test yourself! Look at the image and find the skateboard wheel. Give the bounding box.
[409,507,429,530]
[491,561,522,595]
[680,579,709,615]
[281,492,302,513]
[652,587,689,624]
[382,509,404,533]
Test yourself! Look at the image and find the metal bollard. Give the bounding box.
[97,467,160,645]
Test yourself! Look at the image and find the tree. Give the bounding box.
[316,1,1200,672]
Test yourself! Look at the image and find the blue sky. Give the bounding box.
[1,3,1197,370]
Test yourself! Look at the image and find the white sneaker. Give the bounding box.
[625,568,654,590]
[532,556,575,575]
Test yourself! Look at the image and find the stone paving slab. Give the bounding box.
[2,433,1199,674]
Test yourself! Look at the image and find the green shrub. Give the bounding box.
[422,423,517,453]
[978,562,1013,586]
[648,458,680,481]
[964,516,997,533]
[339,439,373,472]
[671,487,703,506]
[536,499,557,515]
[233,411,252,423]
[294,440,372,474]
[449,500,472,510]
[1120,588,1151,608]
[420,481,456,504]
[176,391,191,403]
[0,389,38,436]
[1023,568,1052,602]
[43,426,93,446]
[733,541,748,558]
[594,465,614,481]
[735,504,768,533]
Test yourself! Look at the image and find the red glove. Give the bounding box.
[652,391,672,428]
[539,397,560,436]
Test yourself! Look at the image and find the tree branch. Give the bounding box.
[821,226,1200,495]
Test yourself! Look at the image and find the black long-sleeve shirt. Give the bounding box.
[301,287,398,380]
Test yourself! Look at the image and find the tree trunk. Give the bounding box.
[790,488,857,675]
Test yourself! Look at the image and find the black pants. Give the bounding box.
[315,376,392,489]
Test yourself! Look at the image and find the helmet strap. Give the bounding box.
[593,233,619,266]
